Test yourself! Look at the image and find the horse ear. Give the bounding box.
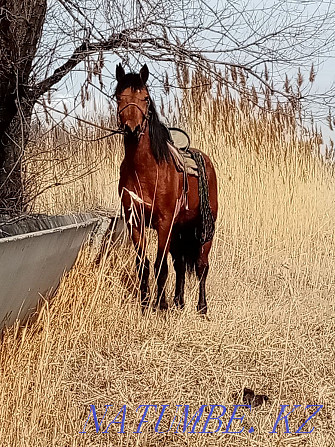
[116,64,125,82]
[140,64,149,84]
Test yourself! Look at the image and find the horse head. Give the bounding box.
[115,64,150,140]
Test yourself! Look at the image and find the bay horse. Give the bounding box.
[115,63,218,314]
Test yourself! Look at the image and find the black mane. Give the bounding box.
[115,73,145,96]
[115,72,171,163]
[148,100,171,163]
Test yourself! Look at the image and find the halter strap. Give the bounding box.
[118,102,150,120]
[117,98,151,138]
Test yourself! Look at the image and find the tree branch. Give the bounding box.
[32,31,129,99]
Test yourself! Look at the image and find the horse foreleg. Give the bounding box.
[196,241,212,315]
[154,225,172,311]
[130,226,150,310]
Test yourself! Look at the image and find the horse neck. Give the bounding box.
[123,126,156,171]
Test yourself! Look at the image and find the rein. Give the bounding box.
[35,100,125,142]
[91,127,124,142]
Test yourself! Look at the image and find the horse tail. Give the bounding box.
[192,151,216,245]
[170,150,215,272]
[170,224,200,273]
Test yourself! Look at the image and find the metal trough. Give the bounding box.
[0,214,100,329]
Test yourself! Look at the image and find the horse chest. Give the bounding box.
[121,185,155,227]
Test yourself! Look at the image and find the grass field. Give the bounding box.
[0,72,335,446]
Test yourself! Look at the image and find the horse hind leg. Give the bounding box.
[170,225,199,311]
[196,240,212,315]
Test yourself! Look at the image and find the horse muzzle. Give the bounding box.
[123,123,142,140]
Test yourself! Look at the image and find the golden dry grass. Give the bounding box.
[1,75,335,446]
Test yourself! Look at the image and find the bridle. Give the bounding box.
[117,94,151,139]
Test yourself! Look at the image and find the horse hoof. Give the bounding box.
[173,302,185,311]
[197,306,207,315]
[198,313,210,321]
[152,302,168,312]
[153,299,169,311]
[141,304,151,315]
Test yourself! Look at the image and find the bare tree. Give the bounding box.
[0,0,334,212]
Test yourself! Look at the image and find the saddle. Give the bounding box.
[167,127,198,177]
[166,127,215,244]
[166,127,199,211]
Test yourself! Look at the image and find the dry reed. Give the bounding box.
[0,68,334,446]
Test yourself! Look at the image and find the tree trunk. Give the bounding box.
[0,101,34,212]
[0,0,46,213]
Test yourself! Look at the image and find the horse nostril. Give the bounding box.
[124,124,136,137]
[124,124,132,134]
[124,124,140,138]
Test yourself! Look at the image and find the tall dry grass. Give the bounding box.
[0,68,335,446]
